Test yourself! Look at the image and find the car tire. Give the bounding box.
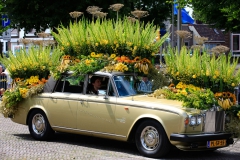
[28,109,54,140]
[135,120,170,158]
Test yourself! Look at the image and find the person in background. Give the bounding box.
[138,75,152,92]
[87,76,102,95]
[0,65,12,89]
[0,88,5,97]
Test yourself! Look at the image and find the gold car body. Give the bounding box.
[10,71,233,153]
[12,94,186,143]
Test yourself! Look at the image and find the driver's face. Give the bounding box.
[93,79,102,89]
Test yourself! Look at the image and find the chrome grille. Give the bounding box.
[204,111,225,133]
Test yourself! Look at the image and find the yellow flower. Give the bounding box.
[24,67,27,71]
[126,42,132,46]
[206,70,210,76]
[176,72,179,76]
[213,75,217,79]
[85,59,92,65]
[192,74,197,78]
[110,54,116,59]
[95,43,99,46]
[214,70,220,77]
[180,90,188,95]
[231,83,235,87]
[91,52,96,57]
[237,111,240,119]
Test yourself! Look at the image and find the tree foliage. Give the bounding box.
[2,0,172,33]
[192,0,240,32]
[175,0,240,32]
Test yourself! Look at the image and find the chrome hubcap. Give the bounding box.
[140,126,159,150]
[32,114,46,135]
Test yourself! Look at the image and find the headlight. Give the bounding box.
[188,114,202,126]
[189,116,197,126]
[197,115,202,125]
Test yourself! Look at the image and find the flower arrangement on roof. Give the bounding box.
[51,17,169,78]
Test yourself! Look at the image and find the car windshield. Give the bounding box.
[113,75,137,97]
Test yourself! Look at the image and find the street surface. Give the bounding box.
[0,113,240,160]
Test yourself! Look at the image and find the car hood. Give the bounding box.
[119,95,202,114]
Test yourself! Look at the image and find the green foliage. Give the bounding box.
[156,87,216,110]
[0,46,63,80]
[3,0,172,33]
[53,18,169,59]
[69,55,109,81]
[191,0,240,32]
[164,46,240,93]
[147,66,169,90]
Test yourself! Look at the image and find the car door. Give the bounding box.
[77,75,117,134]
[47,75,84,129]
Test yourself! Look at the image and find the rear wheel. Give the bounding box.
[28,110,54,140]
[135,120,170,158]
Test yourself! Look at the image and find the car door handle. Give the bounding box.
[79,99,86,104]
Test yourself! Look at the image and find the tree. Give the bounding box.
[175,0,240,32]
[2,0,172,33]
[0,2,8,34]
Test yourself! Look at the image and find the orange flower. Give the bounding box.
[120,56,127,61]
[15,78,21,82]
[75,59,80,63]
[134,56,140,61]
[222,92,227,98]
[114,57,121,61]
[124,59,130,63]
[63,55,71,60]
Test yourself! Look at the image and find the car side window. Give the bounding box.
[87,75,109,96]
[55,75,84,93]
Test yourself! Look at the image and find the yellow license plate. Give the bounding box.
[207,139,226,148]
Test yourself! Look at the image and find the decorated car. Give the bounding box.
[0,17,239,158]
[8,71,233,158]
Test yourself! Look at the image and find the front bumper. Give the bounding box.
[170,132,234,150]
[170,132,233,142]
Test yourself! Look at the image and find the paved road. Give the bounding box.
[1,113,240,160]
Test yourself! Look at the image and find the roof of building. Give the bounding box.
[192,24,225,42]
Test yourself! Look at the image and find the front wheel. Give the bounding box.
[28,110,54,140]
[135,120,170,158]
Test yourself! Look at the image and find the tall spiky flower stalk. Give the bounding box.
[19,38,32,48]
[175,30,192,48]
[131,8,149,21]
[127,16,137,23]
[37,32,50,46]
[109,3,124,20]
[86,6,102,21]
[211,45,229,56]
[93,11,108,19]
[69,11,83,23]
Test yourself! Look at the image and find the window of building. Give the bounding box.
[232,34,240,51]
[204,43,217,50]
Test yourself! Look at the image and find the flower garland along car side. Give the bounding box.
[0,46,63,117]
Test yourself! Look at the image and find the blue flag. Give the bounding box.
[174,4,194,24]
